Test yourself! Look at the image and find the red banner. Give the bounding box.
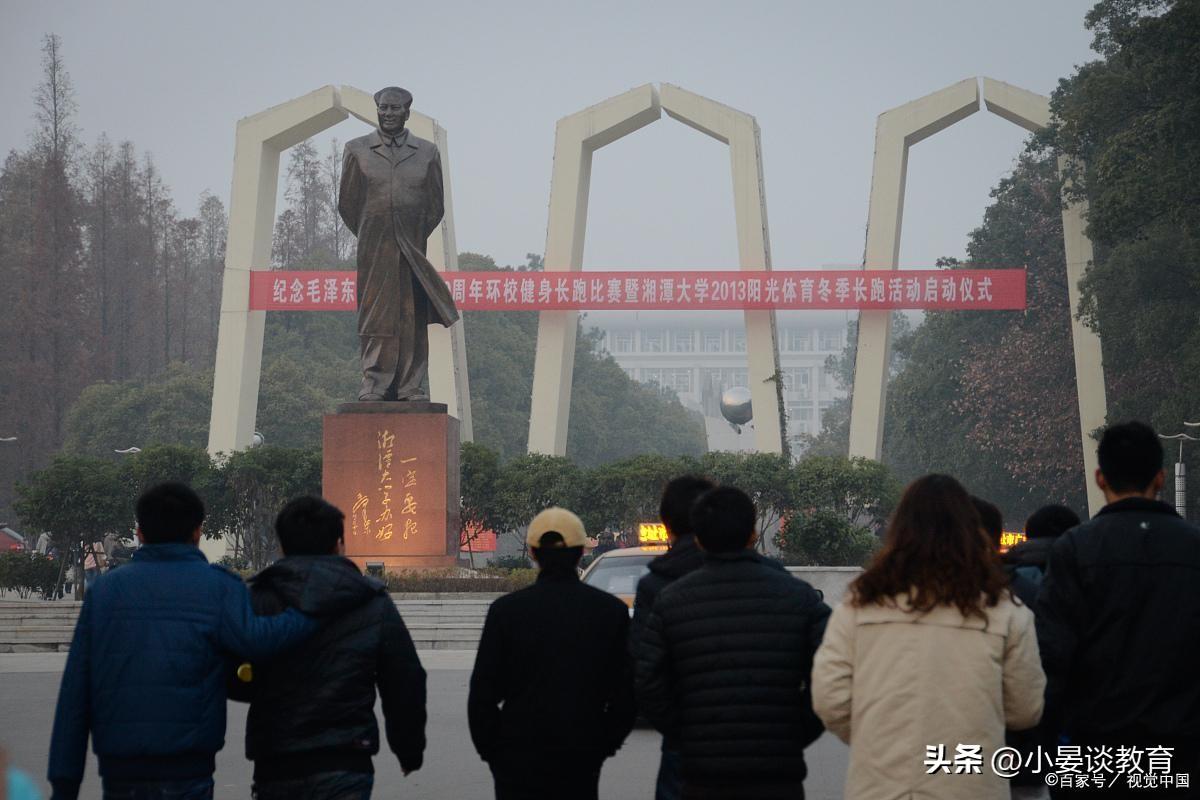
[249,269,1026,312]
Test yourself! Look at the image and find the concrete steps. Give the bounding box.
[0,594,498,652]
[0,600,79,651]
[393,595,493,651]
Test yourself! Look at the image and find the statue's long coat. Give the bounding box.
[338,129,459,335]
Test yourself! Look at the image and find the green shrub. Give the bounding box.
[384,567,536,593]
[775,510,878,567]
[490,555,531,570]
[0,551,62,598]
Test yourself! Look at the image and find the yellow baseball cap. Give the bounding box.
[526,507,588,549]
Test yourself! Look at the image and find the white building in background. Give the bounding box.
[585,310,851,453]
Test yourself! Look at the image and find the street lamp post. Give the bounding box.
[1159,432,1198,519]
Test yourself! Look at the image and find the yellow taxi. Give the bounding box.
[580,523,670,611]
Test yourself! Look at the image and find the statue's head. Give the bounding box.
[374,87,413,136]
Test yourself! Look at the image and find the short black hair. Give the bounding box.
[971,496,1004,548]
[136,482,205,544]
[691,486,756,553]
[1025,504,1081,539]
[374,86,413,106]
[275,496,344,556]
[659,475,716,539]
[1098,421,1163,493]
[531,533,583,570]
[534,531,566,549]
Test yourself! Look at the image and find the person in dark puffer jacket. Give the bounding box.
[47,483,316,800]
[228,496,426,800]
[630,475,714,800]
[635,486,831,800]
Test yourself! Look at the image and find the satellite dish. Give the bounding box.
[720,386,753,429]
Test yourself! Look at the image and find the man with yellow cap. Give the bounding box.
[468,508,636,800]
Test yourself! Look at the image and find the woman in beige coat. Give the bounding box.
[812,474,1045,800]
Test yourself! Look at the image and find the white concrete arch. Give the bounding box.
[527,83,783,456]
[207,85,472,457]
[847,77,1108,514]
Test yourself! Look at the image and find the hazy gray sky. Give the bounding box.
[1,0,1098,271]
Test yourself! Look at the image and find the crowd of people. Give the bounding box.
[38,420,1200,799]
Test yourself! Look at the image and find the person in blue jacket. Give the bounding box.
[47,482,317,800]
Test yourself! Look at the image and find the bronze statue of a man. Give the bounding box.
[338,87,459,401]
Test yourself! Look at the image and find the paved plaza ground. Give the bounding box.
[0,652,849,799]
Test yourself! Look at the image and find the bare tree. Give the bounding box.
[5,34,93,466]
[271,208,303,268]
[283,140,326,262]
[32,34,77,162]
[325,138,353,263]
[172,217,201,363]
[141,154,176,372]
[84,135,115,375]
[198,192,227,360]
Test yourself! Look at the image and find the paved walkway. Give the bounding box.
[0,653,849,799]
[0,650,480,673]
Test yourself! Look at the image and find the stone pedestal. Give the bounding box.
[323,402,460,571]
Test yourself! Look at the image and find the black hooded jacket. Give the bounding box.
[228,556,426,780]
[629,535,705,657]
[1001,536,1057,609]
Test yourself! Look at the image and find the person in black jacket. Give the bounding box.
[1038,422,1200,794]
[629,475,714,800]
[635,486,831,800]
[1002,503,1080,610]
[993,502,1080,800]
[468,507,636,800]
[228,496,426,800]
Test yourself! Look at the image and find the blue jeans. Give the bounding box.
[102,777,214,800]
[656,744,682,800]
[252,771,373,800]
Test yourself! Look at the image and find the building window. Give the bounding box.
[784,329,812,352]
[669,330,695,353]
[662,368,693,394]
[642,330,664,353]
[731,331,746,352]
[643,368,663,385]
[702,330,723,352]
[788,404,813,434]
[819,330,841,351]
[782,368,811,398]
[613,332,633,353]
[703,368,749,392]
